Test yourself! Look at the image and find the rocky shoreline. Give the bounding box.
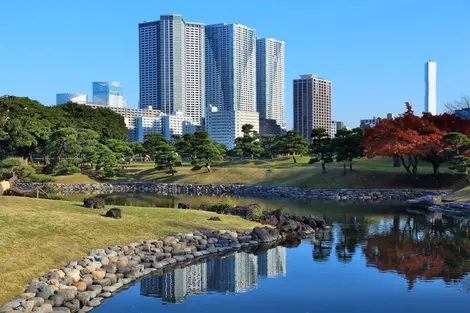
[14,182,443,201]
[0,204,328,313]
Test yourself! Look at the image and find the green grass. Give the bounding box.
[0,197,259,304]
[52,157,459,189]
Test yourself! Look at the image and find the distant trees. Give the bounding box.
[331,128,365,173]
[234,124,264,160]
[144,134,180,176]
[445,94,470,113]
[311,128,332,173]
[281,131,309,163]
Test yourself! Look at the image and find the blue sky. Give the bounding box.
[1,0,469,128]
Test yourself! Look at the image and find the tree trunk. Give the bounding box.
[349,159,353,171]
[392,155,401,167]
[432,162,440,176]
[321,161,326,173]
[343,162,347,175]
[292,155,297,163]
[205,163,211,172]
[250,153,254,161]
[399,155,413,177]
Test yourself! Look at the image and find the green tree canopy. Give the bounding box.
[144,134,180,176]
[234,124,264,160]
[280,131,309,163]
[331,127,365,172]
[311,128,333,173]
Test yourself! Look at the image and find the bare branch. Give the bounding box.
[445,94,470,113]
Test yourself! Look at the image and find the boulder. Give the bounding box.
[208,216,221,221]
[406,195,442,207]
[252,227,281,243]
[83,198,105,209]
[104,208,122,219]
[177,203,190,209]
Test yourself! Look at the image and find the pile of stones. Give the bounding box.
[0,222,323,313]
[14,182,443,201]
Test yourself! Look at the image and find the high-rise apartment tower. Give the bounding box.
[256,38,284,127]
[138,14,205,124]
[293,74,332,142]
[424,61,437,115]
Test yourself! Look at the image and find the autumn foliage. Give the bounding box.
[362,103,470,177]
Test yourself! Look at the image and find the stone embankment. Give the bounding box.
[407,195,470,218]
[14,182,443,201]
[0,204,328,313]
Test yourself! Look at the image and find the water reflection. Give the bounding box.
[140,246,286,304]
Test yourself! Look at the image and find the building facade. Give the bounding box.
[425,61,437,115]
[136,116,164,142]
[205,106,259,149]
[256,38,284,127]
[205,23,257,112]
[86,104,160,142]
[293,74,332,142]
[360,117,379,128]
[56,93,87,105]
[162,111,196,140]
[92,82,125,108]
[259,118,284,136]
[138,15,205,125]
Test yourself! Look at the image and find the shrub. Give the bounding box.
[308,157,320,164]
[251,207,263,221]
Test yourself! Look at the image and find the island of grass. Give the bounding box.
[54,156,463,190]
[0,197,260,304]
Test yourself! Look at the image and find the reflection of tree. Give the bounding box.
[312,230,333,262]
[335,215,370,263]
[363,214,470,290]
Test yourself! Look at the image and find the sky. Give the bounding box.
[1,0,469,128]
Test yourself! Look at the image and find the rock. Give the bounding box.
[66,270,80,283]
[64,299,80,313]
[40,303,53,313]
[75,293,90,307]
[99,292,112,298]
[87,285,102,294]
[104,208,122,219]
[102,264,117,274]
[93,278,112,287]
[36,292,52,300]
[31,297,45,307]
[116,257,128,268]
[177,203,190,209]
[57,289,75,302]
[50,295,65,307]
[72,282,87,292]
[78,306,93,313]
[87,299,101,308]
[92,270,106,280]
[406,195,442,206]
[208,216,221,221]
[51,307,71,313]
[252,227,281,243]
[83,197,105,209]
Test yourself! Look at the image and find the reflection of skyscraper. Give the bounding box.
[140,263,207,303]
[258,246,287,278]
[207,253,258,293]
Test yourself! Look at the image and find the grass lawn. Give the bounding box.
[52,157,460,189]
[0,197,259,304]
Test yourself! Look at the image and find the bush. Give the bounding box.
[251,207,263,221]
[308,157,320,164]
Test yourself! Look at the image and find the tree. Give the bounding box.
[234,124,264,160]
[331,128,365,173]
[106,139,133,163]
[363,103,428,178]
[77,129,101,169]
[445,94,470,113]
[0,96,52,162]
[44,127,81,174]
[261,134,283,159]
[0,157,54,183]
[144,134,180,176]
[280,131,309,163]
[128,141,146,161]
[311,128,333,173]
[172,131,225,172]
[94,145,122,179]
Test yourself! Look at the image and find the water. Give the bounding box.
[71,194,470,312]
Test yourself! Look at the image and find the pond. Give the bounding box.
[68,194,470,312]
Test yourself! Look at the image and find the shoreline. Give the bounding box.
[14,182,445,201]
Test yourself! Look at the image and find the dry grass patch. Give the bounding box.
[0,197,259,304]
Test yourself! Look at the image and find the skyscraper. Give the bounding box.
[56,93,87,105]
[425,61,437,115]
[256,38,284,127]
[138,14,205,124]
[293,74,332,142]
[92,82,124,108]
[205,23,257,112]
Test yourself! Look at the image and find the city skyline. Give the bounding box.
[1,1,469,128]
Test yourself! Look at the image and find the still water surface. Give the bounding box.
[74,194,470,313]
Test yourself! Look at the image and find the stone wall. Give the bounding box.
[14,182,443,201]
